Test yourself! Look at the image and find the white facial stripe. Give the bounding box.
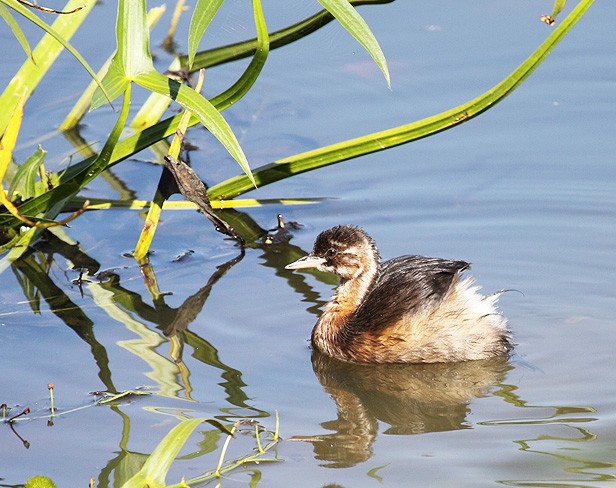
[341,244,362,256]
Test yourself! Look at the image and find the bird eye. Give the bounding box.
[326,248,337,257]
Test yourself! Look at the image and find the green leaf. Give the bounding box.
[0,4,33,61]
[91,59,130,110]
[188,0,224,69]
[208,0,594,199]
[61,6,166,130]
[91,0,154,109]
[209,0,269,108]
[114,0,154,77]
[551,0,567,18]
[8,145,47,200]
[121,418,204,488]
[135,70,254,185]
[132,0,269,130]
[317,0,390,87]
[89,0,253,184]
[0,86,131,228]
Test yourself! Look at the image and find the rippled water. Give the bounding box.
[1,1,615,486]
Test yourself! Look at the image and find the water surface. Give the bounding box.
[1,1,615,486]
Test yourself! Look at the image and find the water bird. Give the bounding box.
[285,225,511,363]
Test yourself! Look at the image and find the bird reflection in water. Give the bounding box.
[294,351,511,468]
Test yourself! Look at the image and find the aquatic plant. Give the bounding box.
[0,0,593,266]
[4,386,280,487]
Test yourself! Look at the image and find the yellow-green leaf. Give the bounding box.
[317,0,390,87]
[188,0,224,69]
[135,70,254,186]
[121,419,205,488]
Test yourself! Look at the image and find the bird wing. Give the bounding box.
[350,255,470,334]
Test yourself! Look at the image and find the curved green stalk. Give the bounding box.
[208,0,594,200]
[209,0,269,108]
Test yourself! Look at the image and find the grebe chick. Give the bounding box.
[286,225,511,364]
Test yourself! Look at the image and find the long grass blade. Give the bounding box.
[60,5,166,131]
[0,4,33,61]
[209,0,269,109]
[208,0,594,199]
[135,70,254,185]
[317,0,390,87]
[188,0,224,68]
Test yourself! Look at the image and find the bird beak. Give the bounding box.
[285,255,326,270]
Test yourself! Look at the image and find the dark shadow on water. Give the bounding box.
[303,350,512,468]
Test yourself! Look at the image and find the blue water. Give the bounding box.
[1,1,615,486]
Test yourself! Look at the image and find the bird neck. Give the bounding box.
[334,246,380,310]
[334,269,377,310]
[312,255,379,358]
